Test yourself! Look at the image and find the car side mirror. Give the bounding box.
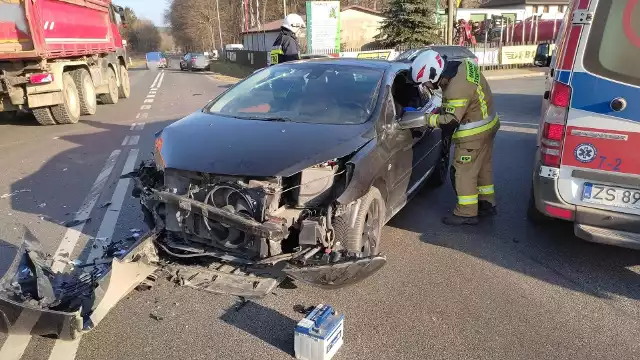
[534,43,551,67]
[397,110,428,130]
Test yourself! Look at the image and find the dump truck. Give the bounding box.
[0,0,130,125]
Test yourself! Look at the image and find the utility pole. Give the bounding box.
[283,0,287,16]
[447,0,454,45]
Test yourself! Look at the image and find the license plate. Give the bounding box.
[582,183,640,210]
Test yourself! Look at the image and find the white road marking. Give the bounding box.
[500,125,538,134]
[85,149,139,263]
[47,338,81,360]
[149,90,157,94]
[132,123,145,130]
[0,311,42,360]
[135,113,140,119]
[150,72,161,88]
[127,135,140,146]
[50,22,55,30]
[146,94,155,98]
[0,150,121,359]
[140,113,148,119]
[140,105,151,110]
[143,99,154,103]
[500,120,538,127]
[149,88,158,92]
[121,136,130,146]
[157,71,165,88]
[48,149,140,360]
[51,150,121,272]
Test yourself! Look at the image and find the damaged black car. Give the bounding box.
[133,59,450,297]
[0,59,450,340]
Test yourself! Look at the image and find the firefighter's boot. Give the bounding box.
[478,200,497,217]
[442,214,479,226]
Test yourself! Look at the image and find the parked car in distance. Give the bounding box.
[180,53,210,71]
[394,45,478,64]
[133,59,451,295]
[145,52,167,69]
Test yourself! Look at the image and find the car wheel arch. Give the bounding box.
[335,140,388,205]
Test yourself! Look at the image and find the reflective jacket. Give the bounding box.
[269,28,300,66]
[428,60,500,144]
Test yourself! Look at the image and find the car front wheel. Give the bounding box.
[333,186,386,256]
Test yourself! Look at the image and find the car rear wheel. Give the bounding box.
[333,186,385,256]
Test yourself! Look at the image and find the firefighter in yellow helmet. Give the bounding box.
[411,50,500,226]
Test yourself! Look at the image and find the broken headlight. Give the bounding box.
[153,133,165,170]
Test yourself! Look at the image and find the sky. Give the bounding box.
[117,0,168,26]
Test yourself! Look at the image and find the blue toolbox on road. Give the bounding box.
[294,304,344,360]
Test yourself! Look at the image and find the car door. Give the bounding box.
[404,84,441,193]
[378,89,414,211]
[381,75,439,213]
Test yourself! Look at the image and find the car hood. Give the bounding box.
[158,111,376,177]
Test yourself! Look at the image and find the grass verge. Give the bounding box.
[208,61,254,83]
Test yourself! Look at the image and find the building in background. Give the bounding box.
[241,5,384,52]
[479,0,569,19]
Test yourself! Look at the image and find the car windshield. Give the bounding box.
[205,63,384,125]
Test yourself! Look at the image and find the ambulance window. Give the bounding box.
[583,0,640,86]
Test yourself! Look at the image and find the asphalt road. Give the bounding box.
[0,64,638,360]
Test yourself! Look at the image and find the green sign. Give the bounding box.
[305,1,341,52]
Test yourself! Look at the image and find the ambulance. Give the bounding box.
[529,0,640,250]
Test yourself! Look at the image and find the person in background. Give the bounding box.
[269,13,306,66]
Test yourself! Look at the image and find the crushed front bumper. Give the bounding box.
[0,232,157,340]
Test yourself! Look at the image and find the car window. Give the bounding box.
[206,63,384,125]
[583,0,640,86]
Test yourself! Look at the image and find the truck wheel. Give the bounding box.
[98,67,119,105]
[51,72,81,124]
[72,69,97,115]
[118,64,131,99]
[333,186,386,256]
[32,107,57,126]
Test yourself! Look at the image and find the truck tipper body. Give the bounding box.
[0,0,130,125]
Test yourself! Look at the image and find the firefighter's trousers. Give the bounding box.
[450,132,497,217]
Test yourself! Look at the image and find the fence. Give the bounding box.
[225,42,547,71]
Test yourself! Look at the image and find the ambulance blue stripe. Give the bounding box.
[570,72,640,123]
[555,70,571,84]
